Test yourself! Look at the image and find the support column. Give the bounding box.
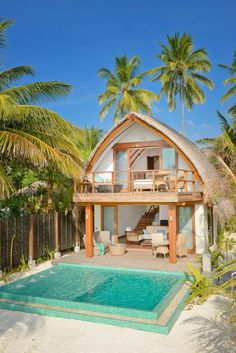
[54,211,61,259]
[29,215,35,269]
[168,205,177,263]
[85,204,93,257]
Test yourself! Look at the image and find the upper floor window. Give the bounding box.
[162,148,176,170]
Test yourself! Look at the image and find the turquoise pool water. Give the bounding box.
[0,264,186,311]
[0,264,189,334]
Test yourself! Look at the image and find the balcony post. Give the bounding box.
[85,204,93,257]
[92,173,95,193]
[168,205,177,263]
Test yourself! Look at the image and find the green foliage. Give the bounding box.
[98,54,158,123]
[45,246,55,260]
[0,19,82,199]
[76,126,104,164]
[186,258,236,305]
[18,254,30,272]
[149,33,213,134]
[0,269,13,283]
[185,261,220,304]
[219,50,236,118]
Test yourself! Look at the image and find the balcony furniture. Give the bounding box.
[133,179,154,191]
[151,233,170,260]
[83,230,111,256]
[146,225,169,237]
[154,246,169,260]
[126,231,143,244]
[176,234,188,259]
[166,175,185,192]
[97,184,123,193]
[109,243,126,256]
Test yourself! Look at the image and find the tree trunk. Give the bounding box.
[180,79,185,135]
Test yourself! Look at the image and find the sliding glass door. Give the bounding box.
[103,206,114,236]
[178,206,194,251]
[116,150,128,190]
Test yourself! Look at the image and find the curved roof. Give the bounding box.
[85,112,220,198]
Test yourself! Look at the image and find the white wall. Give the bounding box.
[93,122,161,173]
[195,204,208,254]
[95,149,113,173]
[121,123,160,142]
[159,205,168,222]
[118,205,148,236]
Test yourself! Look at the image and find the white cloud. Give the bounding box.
[186,119,195,127]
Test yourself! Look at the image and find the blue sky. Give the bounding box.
[1,0,236,140]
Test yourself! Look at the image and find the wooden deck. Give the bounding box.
[55,249,200,273]
[74,191,203,204]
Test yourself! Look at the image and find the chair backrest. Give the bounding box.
[152,233,164,243]
[176,234,187,246]
[100,230,111,243]
[177,175,185,190]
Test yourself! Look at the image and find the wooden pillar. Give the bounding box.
[168,205,177,263]
[29,215,34,260]
[85,204,93,257]
[54,211,59,251]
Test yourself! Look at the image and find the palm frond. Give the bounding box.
[2,81,72,105]
[221,85,236,103]
[3,105,76,136]
[0,66,34,90]
[0,19,13,48]
[0,162,13,198]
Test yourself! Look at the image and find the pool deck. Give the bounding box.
[54,249,200,273]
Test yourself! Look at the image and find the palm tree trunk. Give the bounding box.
[180,78,185,135]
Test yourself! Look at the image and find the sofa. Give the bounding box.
[126,225,169,244]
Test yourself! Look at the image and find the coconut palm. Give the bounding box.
[77,126,103,164]
[98,54,158,123]
[149,33,214,135]
[0,19,82,198]
[219,50,236,118]
[198,111,236,183]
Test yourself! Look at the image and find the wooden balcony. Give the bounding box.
[73,169,203,204]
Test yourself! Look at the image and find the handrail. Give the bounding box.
[80,168,198,193]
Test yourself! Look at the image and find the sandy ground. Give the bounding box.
[0,297,221,353]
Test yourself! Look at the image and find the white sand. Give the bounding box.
[0,298,220,353]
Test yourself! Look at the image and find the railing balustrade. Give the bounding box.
[79,169,197,194]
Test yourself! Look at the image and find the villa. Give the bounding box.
[74,112,220,262]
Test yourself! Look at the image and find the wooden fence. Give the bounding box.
[0,211,82,271]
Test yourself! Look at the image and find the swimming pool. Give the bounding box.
[0,264,189,334]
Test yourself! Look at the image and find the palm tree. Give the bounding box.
[98,54,158,123]
[0,19,82,198]
[198,111,236,183]
[219,50,236,118]
[77,126,103,164]
[149,33,214,135]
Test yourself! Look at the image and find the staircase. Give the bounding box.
[133,206,158,233]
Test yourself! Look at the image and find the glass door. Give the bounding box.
[178,206,194,251]
[103,206,114,237]
[116,150,129,191]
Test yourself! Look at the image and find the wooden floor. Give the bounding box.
[55,249,200,273]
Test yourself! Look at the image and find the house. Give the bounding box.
[73,112,220,263]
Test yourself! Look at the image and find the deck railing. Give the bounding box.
[79,169,197,193]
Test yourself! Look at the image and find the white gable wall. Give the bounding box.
[94,122,162,173]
